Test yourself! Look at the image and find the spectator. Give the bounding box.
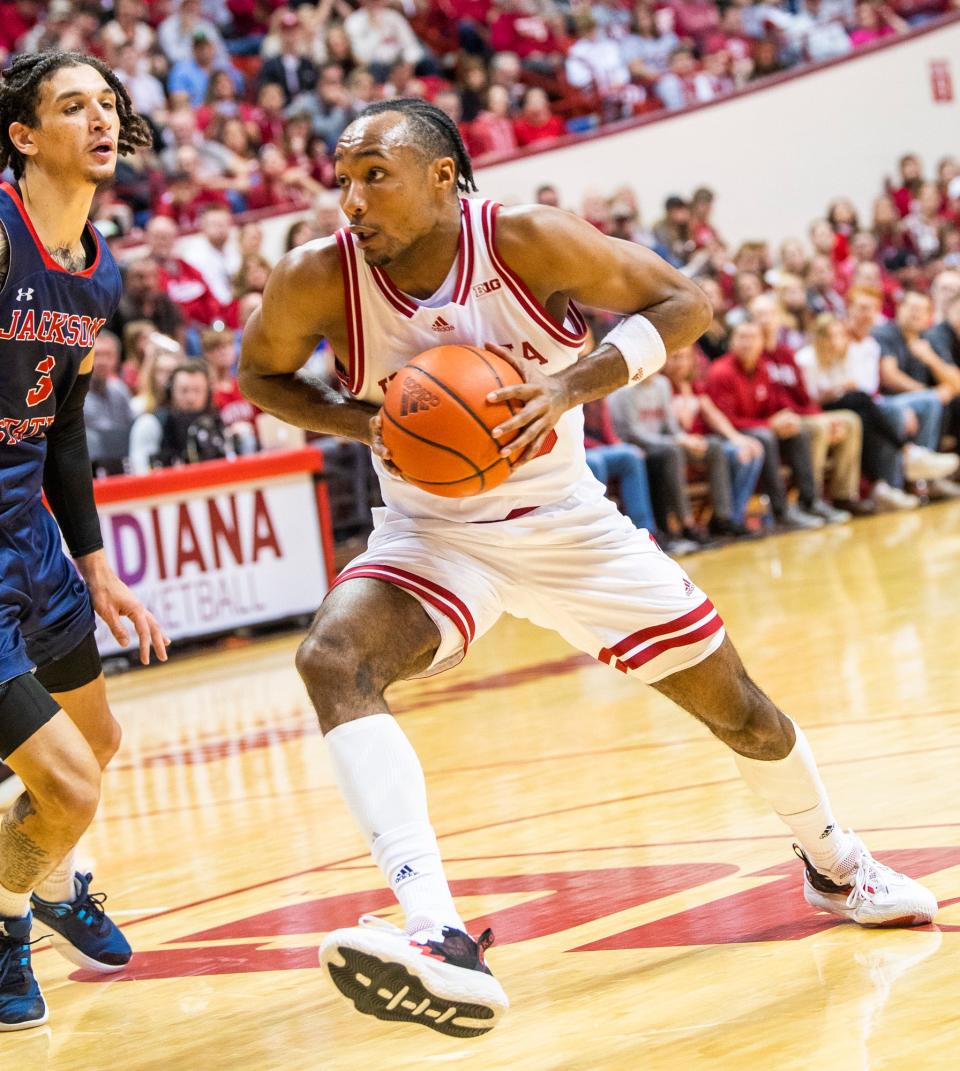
[490,0,564,67]
[247,142,325,211]
[115,43,167,121]
[582,397,659,539]
[313,191,344,237]
[565,14,632,107]
[695,276,731,361]
[196,68,258,133]
[874,290,960,493]
[903,181,945,262]
[929,268,960,322]
[488,51,524,109]
[286,217,319,251]
[652,195,694,267]
[121,319,158,392]
[153,153,232,228]
[663,345,765,535]
[705,321,825,530]
[233,252,273,298]
[690,187,722,248]
[890,152,923,218]
[621,5,680,80]
[259,10,319,103]
[656,46,699,110]
[607,374,714,547]
[113,257,185,343]
[751,293,865,518]
[202,326,259,453]
[926,285,960,370]
[129,361,227,473]
[466,85,519,157]
[291,62,357,150]
[535,183,560,208]
[772,273,813,351]
[145,215,234,330]
[159,0,229,65]
[512,87,566,148]
[849,1,908,46]
[132,332,184,416]
[169,28,242,107]
[806,253,846,315]
[84,330,135,476]
[183,205,241,308]
[345,0,426,80]
[100,0,156,59]
[670,0,722,48]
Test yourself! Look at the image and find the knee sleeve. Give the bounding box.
[34,630,102,694]
[0,672,60,761]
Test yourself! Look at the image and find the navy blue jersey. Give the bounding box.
[0,181,121,528]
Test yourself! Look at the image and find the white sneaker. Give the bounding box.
[871,481,920,511]
[796,836,938,927]
[319,915,508,1037]
[809,498,852,524]
[903,444,960,482]
[927,477,960,500]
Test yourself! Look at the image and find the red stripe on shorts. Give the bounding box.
[622,614,724,673]
[597,598,717,665]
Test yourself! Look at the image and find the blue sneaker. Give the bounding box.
[0,913,47,1031]
[31,872,131,973]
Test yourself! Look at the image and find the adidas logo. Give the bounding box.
[819,823,836,840]
[400,379,440,416]
[431,315,455,333]
[394,864,418,886]
[683,578,694,596]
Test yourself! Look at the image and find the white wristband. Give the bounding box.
[604,314,667,385]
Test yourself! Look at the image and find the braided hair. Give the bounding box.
[352,98,478,194]
[0,51,152,179]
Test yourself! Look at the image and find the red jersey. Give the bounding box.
[762,345,819,415]
[705,354,785,429]
[513,115,566,148]
[213,379,259,428]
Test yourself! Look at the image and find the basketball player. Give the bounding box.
[0,54,167,1031]
[240,100,937,1037]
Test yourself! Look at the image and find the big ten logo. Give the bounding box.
[107,490,281,586]
[472,277,502,298]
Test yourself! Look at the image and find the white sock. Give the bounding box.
[325,714,465,936]
[35,847,78,903]
[0,880,31,919]
[733,721,859,877]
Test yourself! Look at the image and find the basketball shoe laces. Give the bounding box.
[40,873,111,936]
[846,853,894,909]
[0,931,42,991]
[355,914,495,964]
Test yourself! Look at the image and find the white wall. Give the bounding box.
[476,16,960,247]
[174,16,960,265]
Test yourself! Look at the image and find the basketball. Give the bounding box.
[381,345,525,497]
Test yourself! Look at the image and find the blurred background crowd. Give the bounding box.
[2,1,956,549]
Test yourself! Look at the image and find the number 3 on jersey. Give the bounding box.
[26,354,56,407]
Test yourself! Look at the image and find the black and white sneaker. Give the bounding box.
[319,915,508,1037]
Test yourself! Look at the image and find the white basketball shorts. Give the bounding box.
[330,477,725,684]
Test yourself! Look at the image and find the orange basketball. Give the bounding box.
[381,345,525,497]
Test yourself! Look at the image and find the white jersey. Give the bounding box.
[334,197,590,522]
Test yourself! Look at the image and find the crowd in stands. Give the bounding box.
[0,0,949,242]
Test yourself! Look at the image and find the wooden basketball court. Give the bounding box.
[6,504,960,1071]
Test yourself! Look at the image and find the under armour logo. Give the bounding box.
[16,288,33,302]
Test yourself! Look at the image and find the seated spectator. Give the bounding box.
[690,186,722,248]
[84,330,135,476]
[183,205,241,309]
[345,0,426,81]
[234,252,273,298]
[115,42,167,122]
[132,333,184,417]
[291,62,357,151]
[725,270,764,328]
[512,87,566,148]
[113,256,185,343]
[795,310,948,509]
[259,10,319,104]
[903,181,945,262]
[771,272,813,351]
[160,107,232,177]
[120,319,157,392]
[206,115,261,194]
[169,28,242,108]
[247,142,326,210]
[582,396,659,539]
[100,0,156,60]
[202,326,259,453]
[751,294,866,518]
[749,38,785,82]
[849,1,908,47]
[490,0,565,69]
[652,195,694,267]
[621,4,680,80]
[656,46,699,110]
[286,218,319,252]
[253,81,289,147]
[663,345,765,535]
[606,374,714,547]
[129,361,227,473]
[565,14,632,106]
[158,0,229,65]
[467,86,519,158]
[145,215,236,330]
[489,51,525,109]
[153,152,232,229]
[890,152,923,218]
[874,289,960,494]
[705,321,825,530]
[669,0,722,48]
[926,284,960,380]
[196,68,259,133]
[806,253,846,316]
[695,277,731,361]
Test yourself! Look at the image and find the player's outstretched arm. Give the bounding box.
[488,206,712,461]
[239,242,378,443]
